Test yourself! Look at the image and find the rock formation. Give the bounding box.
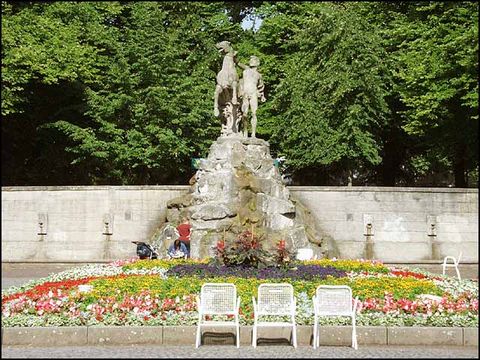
[152,135,327,259]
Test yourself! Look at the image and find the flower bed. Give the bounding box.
[2,258,478,328]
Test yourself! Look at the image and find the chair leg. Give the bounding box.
[252,324,257,348]
[292,325,297,348]
[352,316,358,350]
[313,320,317,349]
[195,324,201,348]
[455,266,461,281]
[236,323,240,348]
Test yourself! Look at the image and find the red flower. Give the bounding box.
[2,274,138,303]
[216,240,225,251]
[390,269,427,279]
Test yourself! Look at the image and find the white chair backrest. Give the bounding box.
[315,285,353,316]
[257,283,294,315]
[296,248,314,261]
[200,283,237,315]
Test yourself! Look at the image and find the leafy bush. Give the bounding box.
[214,230,271,268]
[273,240,294,268]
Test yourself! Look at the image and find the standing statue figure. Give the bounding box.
[238,55,266,138]
[214,41,239,118]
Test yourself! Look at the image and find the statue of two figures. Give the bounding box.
[213,41,266,138]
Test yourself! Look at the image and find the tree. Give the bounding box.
[2,1,477,187]
[254,2,390,185]
[50,2,245,184]
[1,1,123,185]
[2,1,247,185]
[360,1,478,187]
[392,2,478,187]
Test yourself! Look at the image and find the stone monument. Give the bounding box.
[151,42,328,258]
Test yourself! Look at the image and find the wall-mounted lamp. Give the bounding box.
[363,214,374,236]
[37,213,47,235]
[427,215,437,237]
[102,213,113,235]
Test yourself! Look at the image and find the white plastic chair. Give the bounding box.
[295,248,317,261]
[252,283,297,348]
[196,283,241,348]
[442,252,462,280]
[312,285,359,350]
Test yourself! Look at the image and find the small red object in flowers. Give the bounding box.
[390,269,427,279]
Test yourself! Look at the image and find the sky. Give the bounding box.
[241,16,263,31]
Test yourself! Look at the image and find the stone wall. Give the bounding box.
[1,186,186,262]
[289,186,478,262]
[1,186,477,262]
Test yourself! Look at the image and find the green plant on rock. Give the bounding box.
[273,239,294,268]
[213,229,270,268]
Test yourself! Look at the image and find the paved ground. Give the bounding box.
[1,344,479,358]
[2,263,92,289]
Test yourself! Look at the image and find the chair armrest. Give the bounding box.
[312,295,317,315]
[196,295,201,314]
[236,296,241,312]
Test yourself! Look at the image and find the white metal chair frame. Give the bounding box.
[442,252,462,281]
[312,285,359,350]
[196,283,241,348]
[252,283,297,348]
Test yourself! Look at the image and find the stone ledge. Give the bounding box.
[87,326,162,345]
[1,185,190,191]
[464,327,478,346]
[387,326,463,346]
[2,326,476,347]
[288,186,478,193]
[2,185,477,194]
[2,326,87,346]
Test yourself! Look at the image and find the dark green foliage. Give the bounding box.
[258,3,389,184]
[358,1,479,187]
[1,1,478,187]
